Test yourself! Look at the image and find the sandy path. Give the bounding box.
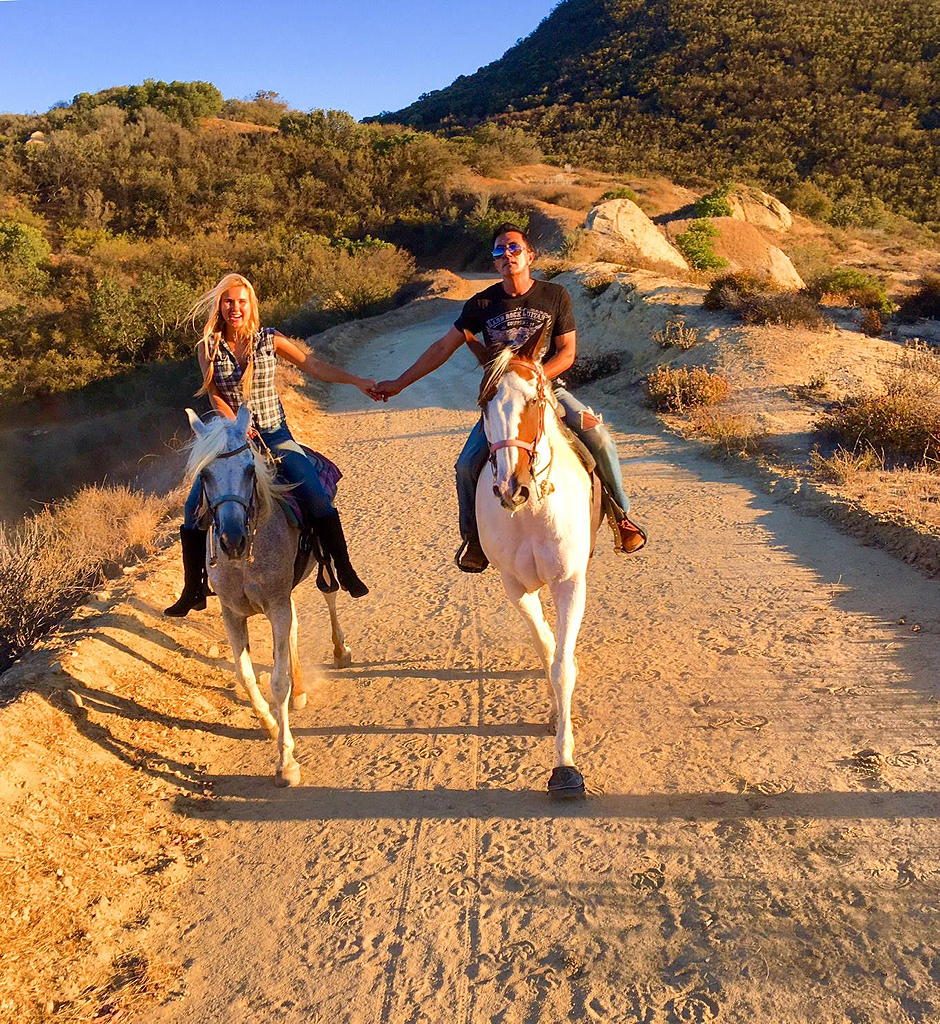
[147,298,939,1024]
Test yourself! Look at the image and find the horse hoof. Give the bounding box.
[275,763,301,788]
[334,648,352,669]
[548,766,585,799]
[291,692,308,711]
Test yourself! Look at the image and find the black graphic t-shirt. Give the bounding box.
[454,279,576,365]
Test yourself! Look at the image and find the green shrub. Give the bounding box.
[0,219,51,293]
[674,220,727,270]
[646,365,731,412]
[692,184,733,219]
[599,186,639,203]
[809,268,895,313]
[784,182,833,221]
[455,124,542,176]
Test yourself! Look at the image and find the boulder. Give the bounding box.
[726,186,793,232]
[583,199,689,273]
[666,217,804,289]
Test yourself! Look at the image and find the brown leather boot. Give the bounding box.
[616,515,647,553]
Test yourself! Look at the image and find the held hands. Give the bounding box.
[367,379,404,403]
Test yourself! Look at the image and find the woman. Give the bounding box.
[165,272,374,616]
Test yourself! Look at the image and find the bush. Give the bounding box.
[674,220,727,270]
[652,318,700,350]
[0,485,169,671]
[455,124,542,176]
[703,271,767,311]
[0,219,51,293]
[896,273,940,322]
[704,272,826,328]
[690,406,764,455]
[564,353,623,388]
[599,186,639,203]
[692,183,733,219]
[646,365,731,412]
[809,268,895,314]
[581,270,616,296]
[817,372,940,467]
[783,182,833,221]
[809,446,882,484]
[860,307,884,337]
[737,291,828,329]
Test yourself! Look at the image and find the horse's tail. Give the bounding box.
[288,596,304,695]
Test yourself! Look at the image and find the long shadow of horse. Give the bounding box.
[174,784,938,823]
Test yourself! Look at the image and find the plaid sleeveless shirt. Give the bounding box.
[210,327,286,431]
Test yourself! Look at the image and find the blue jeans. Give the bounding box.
[184,423,334,528]
[455,387,632,542]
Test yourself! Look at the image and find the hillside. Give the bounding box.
[380,0,940,229]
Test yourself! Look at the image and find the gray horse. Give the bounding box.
[185,405,351,787]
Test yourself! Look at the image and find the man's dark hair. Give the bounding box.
[490,222,533,250]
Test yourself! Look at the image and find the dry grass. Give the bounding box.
[704,272,827,329]
[810,446,884,485]
[690,406,765,455]
[0,485,170,671]
[646,365,731,413]
[652,318,700,350]
[816,358,940,469]
[581,270,617,297]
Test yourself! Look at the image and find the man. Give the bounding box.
[371,223,646,572]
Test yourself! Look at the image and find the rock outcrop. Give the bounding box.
[726,186,794,232]
[583,199,689,273]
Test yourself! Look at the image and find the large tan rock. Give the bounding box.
[666,217,804,289]
[726,186,794,232]
[583,199,689,273]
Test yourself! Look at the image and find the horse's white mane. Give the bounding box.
[185,416,278,522]
[478,349,560,420]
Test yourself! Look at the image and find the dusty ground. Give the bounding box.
[2,279,938,1024]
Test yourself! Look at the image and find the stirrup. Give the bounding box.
[455,539,488,573]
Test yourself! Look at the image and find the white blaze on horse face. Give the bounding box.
[484,370,539,511]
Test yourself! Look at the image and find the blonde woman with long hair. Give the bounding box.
[165,273,376,615]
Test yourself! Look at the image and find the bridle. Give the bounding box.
[201,440,260,564]
[483,358,555,501]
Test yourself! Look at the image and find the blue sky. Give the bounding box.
[0,0,558,119]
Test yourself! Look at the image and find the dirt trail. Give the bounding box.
[136,296,939,1024]
[3,290,938,1024]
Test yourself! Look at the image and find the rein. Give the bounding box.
[200,440,260,564]
[484,358,555,501]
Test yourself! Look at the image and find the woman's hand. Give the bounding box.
[355,378,378,398]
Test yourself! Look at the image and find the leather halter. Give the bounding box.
[484,358,553,496]
[200,440,259,563]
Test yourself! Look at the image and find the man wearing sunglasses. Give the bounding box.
[371,223,646,572]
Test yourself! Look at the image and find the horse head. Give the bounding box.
[479,325,553,512]
[186,404,258,560]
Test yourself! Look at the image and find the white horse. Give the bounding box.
[476,334,598,798]
[185,405,351,787]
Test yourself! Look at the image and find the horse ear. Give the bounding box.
[517,322,549,363]
[186,408,207,436]
[234,403,252,437]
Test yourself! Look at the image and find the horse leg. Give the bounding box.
[269,601,301,787]
[500,574,557,729]
[289,596,307,711]
[220,605,278,739]
[322,589,352,668]
[547,574,587,776]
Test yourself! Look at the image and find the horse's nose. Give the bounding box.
[495,477,529,511]
[219,529,247,559]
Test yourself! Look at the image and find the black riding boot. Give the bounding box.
[315,511,369,598]
[164,526,210,617]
